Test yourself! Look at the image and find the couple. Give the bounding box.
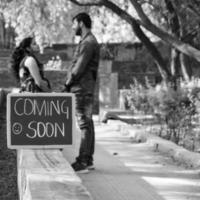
[10,12,100,173]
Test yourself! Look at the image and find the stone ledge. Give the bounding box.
[18,149,92,200]
[103,117,200,169]
[101,109,157,125]
[1,88,92,199]
[147,136,200,169]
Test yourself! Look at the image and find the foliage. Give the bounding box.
[124,77,200,146]
[1,0,200,82]
[0,0,167,48]
[0,0,141,48]
[138,0,200,48]
[148,78,200,149]
[148,82,195,128]
[122,77,153,114]
[2,0,82,49]
[90,6,137,43]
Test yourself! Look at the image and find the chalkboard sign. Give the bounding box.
[7,93,75,149]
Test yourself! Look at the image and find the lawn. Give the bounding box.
[0,96,18,200]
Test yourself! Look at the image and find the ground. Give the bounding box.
[67,119,200,200]
[0,104,18,200]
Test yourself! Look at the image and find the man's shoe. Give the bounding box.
[71,161,89,174]
[87,161,95,170]
[87,163,95,170]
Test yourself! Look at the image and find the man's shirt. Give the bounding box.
[67,31,100,94]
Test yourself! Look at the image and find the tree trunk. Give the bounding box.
[164,0,181,89]
[130,22,170,81]
[178,7,193,81]
[0,13,6,48]
[180,54,192,81]
[102,0,171,81]
[170,49,180,76]
[0,13,15,49]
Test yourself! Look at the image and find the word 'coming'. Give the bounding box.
[14,98,69,119]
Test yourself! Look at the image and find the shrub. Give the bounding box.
[122,78,153,114]
[148,81,197,143]
[124,77,200,147]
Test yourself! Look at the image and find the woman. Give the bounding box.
[10,37,51,92]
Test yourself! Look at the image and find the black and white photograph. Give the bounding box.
[0,0,200,199]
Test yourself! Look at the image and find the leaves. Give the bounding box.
[2,0,78,49]
[91,6,136,43]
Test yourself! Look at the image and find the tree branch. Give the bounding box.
[129,0,152,24]
[69,0,200,73]
[69,0,104,6]
[69,0,135,25]
[129,0,200,62]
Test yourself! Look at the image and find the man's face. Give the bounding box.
[72,19,82,36]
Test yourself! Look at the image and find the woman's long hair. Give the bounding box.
[10,37,43,81]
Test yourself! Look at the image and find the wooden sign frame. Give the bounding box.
[7,93,76,149]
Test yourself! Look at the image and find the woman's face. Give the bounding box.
[29,39,39,52]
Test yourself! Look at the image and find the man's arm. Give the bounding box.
[66,41,93,86]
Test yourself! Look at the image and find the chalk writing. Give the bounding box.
[27,121,65,139]
[7,93,75,149]
[14,98,69,119]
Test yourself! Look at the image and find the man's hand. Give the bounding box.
[61,84,70,92]
[65,73,74,86]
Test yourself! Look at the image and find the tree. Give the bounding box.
[68,0,200,82]
[90,6,137,43]
[0,0,15,48]
[143,0,200,80]
[2,0,88,50]
[2,0,200,82]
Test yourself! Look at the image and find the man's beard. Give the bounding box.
[75,26,82,36]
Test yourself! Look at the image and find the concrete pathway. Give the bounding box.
[79,144,164,200]
[65,121,200,200]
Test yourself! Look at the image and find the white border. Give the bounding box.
[7,92,76,149]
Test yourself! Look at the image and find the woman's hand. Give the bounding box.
[40,80,52,92]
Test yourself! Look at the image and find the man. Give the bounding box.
[64,12,100,173]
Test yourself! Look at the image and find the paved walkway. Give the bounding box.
[64,121,200,200]
[79,144,164,200]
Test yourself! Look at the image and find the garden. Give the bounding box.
[122,77,200,152]
[1,0,200,199]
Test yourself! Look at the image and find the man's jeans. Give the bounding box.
[75,93,95,164]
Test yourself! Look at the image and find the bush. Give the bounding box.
[122,78,153,114]
[148,82,197,143]
[124,77,200,148]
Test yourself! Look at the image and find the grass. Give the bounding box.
[0,101,18,200]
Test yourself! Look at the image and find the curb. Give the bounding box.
[147,136,200,169]
[103,120,200,169]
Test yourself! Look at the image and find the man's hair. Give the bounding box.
[73,12,92,29]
